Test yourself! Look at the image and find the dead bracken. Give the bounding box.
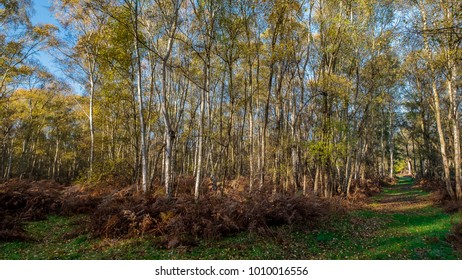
[0,179,346,247]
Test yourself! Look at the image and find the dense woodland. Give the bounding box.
[1,0,461,201]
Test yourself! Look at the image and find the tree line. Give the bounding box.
[1,0,461,200]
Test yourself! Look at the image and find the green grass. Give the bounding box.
[0,215,97,260]
[396,176,415,186]
[1,177,461,259]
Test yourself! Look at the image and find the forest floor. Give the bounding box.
[1,177,461,259]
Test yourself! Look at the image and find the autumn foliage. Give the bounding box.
[0,179,341,246]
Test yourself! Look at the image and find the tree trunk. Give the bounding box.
[133,2,148,193]
[249,83,254,192]
[6,139,13,180]
[433,81,454,198]
[443,2,461,200]
[448,72,461,199]
[88,64,96,178]
[52,137,60,179]
[194,82,206,200]
[165,131,174,198]
[389,111,394,178]
[159,5,179,198]
[194,27,211,200]
[314,166,320,195]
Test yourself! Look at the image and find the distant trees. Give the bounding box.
[53,0,107,179]
[2,0,461,200]
[1,0,61,180]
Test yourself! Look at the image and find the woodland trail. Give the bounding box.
[368,176,432,213]
[351,176,461,259]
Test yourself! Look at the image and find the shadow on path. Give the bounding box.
[368,176,431,213]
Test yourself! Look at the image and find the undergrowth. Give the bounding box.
[0,179,344,248]
[2,177,460,259]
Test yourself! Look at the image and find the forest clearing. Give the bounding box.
[1,0,461,260]
[0,176,461,259]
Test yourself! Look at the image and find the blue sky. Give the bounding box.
[31,0,82,93]
[31,0,58,26]
[31,0,59,73]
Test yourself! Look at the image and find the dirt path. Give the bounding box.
[352,176,461,259]
[368,176,432,212]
